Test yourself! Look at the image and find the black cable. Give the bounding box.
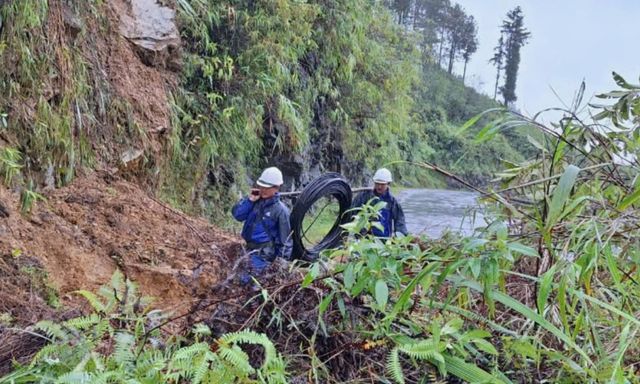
[290,173,353,261]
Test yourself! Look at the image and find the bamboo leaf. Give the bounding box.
[448,275,593,367]
[438,354,508,384]
[472,338,498,355]
[441,318,463,335]
[456,109,501,136]
[387,262,441,320]
[545,165,581,230]
[569,288,640,327]
[507,242,539,257]
[319,292,335,315]
[343,263,355,290]
[537,265,557,315]
[612,71,640,90]
[302,262,320,288]
[617,184,640,210]
[609,323,637,384]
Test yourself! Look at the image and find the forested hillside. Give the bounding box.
[0,0,530,220]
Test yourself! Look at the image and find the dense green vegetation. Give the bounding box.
[0,0,534,221]
[0,1,147,189]
[2,0,640,382]
[5,73,640,383]
[1,272,289,383]
[165,0,429,216]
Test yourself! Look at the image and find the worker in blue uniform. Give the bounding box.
[232,167,292,285]
[351,168,408,238]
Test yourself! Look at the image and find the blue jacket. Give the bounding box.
[232,194,293,260]
[351,189,408,237]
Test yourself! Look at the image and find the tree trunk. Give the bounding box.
[493,68,501,100]
[462,59,468,84]
[437,36,444,67]
[447,43,456,74]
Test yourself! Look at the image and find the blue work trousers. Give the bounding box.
[240,251,272,286]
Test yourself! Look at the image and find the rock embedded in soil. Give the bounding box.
[117,0,181,69]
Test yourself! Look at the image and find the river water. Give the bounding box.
[396,189,485,238]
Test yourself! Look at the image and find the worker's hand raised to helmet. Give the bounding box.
[249,188,260,202]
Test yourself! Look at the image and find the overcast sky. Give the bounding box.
[452,0,640,117]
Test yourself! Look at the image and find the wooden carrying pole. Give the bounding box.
[279,186,370,198]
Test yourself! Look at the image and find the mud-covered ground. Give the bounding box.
[0,172,241,323]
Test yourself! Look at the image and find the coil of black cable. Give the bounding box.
[290,173,353,261]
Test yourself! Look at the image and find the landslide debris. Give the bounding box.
[0,172,241,322]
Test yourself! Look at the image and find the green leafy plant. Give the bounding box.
[302,202,508,383]
[19,182,45,213]
[2,271,288,383]
[0,147,22,185]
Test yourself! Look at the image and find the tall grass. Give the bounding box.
[0,1,152,190]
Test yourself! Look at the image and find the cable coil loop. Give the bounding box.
[290,173,353,261]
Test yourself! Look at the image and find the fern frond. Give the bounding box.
[207,366,234,383]
[134,349,167,377]
[74,290,106,313]
[91,371,120,384]
[113,332,135,366]
[262,353,288,382]
[125,278,138,304]
[398,341,446,375]
[35,320,70,340]
[218,344,253,374]
[219,329,277,368]
[64,314,101,331]
[54,371,92,383]
[219,329,270,345]
[386,347,405,384]
[398,340,439,356]
[192,353,213,384]
[193,322,212,336]
[171,342,210,361]
[90,351,105,372]
[31,343,68,365]
[110,270,125,293]
[93,318,111,340]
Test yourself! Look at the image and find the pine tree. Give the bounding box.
[498,6,530,106]
[414,0,451,60]
[445,4,466,74]
[390,0,412,25]
[382,0,478,77]
[460,16,477,84]
[489,34,505,101]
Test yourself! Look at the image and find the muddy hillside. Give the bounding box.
[0,172,240,326]
[0,0,246,321]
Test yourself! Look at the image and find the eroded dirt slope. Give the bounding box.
[0,172,241,323]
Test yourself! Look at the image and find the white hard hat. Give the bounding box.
[256,167,284,187]
[373,168,392,184]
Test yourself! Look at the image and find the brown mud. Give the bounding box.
[0,172,241,320]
